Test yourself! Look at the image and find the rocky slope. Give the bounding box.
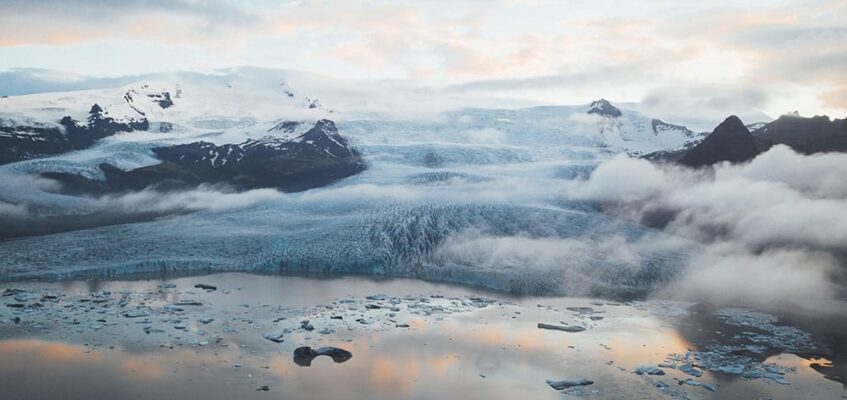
[43,119,365,194]
[752,114,847,155]
[576,99,704,155]
[646,114,846,167]
[0,104,148,165]
[677,116,760,167]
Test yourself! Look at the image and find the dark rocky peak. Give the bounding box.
[291,119,352,158]
[752,113,846,154]
[305,96,322,109]
[147,92,174,109]
[47,119,365,194]
[678,115,759,168]
[299,119,337,139]
[248,120,350,158]
[709,115,748,138]
[587,99,622,118]
[125,88,175,110]
[62,104,149,149]
[651,119,694,136]
[1,103,149,165]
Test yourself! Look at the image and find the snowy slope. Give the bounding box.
[0,68,701,297]
[577,99,705,155]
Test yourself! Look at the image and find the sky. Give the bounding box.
[0,0,845,119]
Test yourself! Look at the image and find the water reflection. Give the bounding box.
[0,273,843,400]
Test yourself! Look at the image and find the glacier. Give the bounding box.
[0,70,704,298]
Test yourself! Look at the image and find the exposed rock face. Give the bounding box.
[678,116,760,168]
[147,92,174,109]
[587,99,622,118]
[651,114,847,167]
[0,104,148,165]
[0,121,67,165]
[751,114,847,155]
[62,104,149,148]
[651,119,694,137]
[43,119,365,194]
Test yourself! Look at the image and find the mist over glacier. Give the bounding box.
[572,145,847,314]
[0,71,843,315]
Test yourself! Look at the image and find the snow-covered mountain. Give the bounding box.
[0,68,707,297]
[580,98,705,154]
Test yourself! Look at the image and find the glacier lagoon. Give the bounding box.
[0,273,843,400]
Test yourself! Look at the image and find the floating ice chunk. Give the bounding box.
[263,331,286,343]
[537,323,585,332]
[546,379,594,390]
[634,365,665,376]
[679,363,702,377]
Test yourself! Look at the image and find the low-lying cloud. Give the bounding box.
[571,145,847,314]
[94,186,285,214]
[0,182,285,239]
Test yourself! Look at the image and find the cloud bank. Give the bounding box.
[0,181,285,239]
[571,145,847,314]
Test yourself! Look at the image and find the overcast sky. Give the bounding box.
[0,0,845,119]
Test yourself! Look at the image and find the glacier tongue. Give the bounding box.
[0,76,702,297]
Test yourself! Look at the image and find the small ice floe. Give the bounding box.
[714,308,815,352]
[665,346,795,385]
[634,365,665,376]
[537,323,585,332]
[263,329,290,343]
[546,379,594,390]
[172,300,203,306]
[678,363,702,377]
[741,370,791,384]
[293,346,352,367]
[681,379,716,392]
[1,288,26,297]
[13,291,38,302]
[566,307,597,314]
[142,325,164,334]
[123,310,151,318]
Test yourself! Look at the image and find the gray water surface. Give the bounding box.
[0,273,843,400]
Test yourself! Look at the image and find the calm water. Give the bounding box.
[0,273,843,400]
